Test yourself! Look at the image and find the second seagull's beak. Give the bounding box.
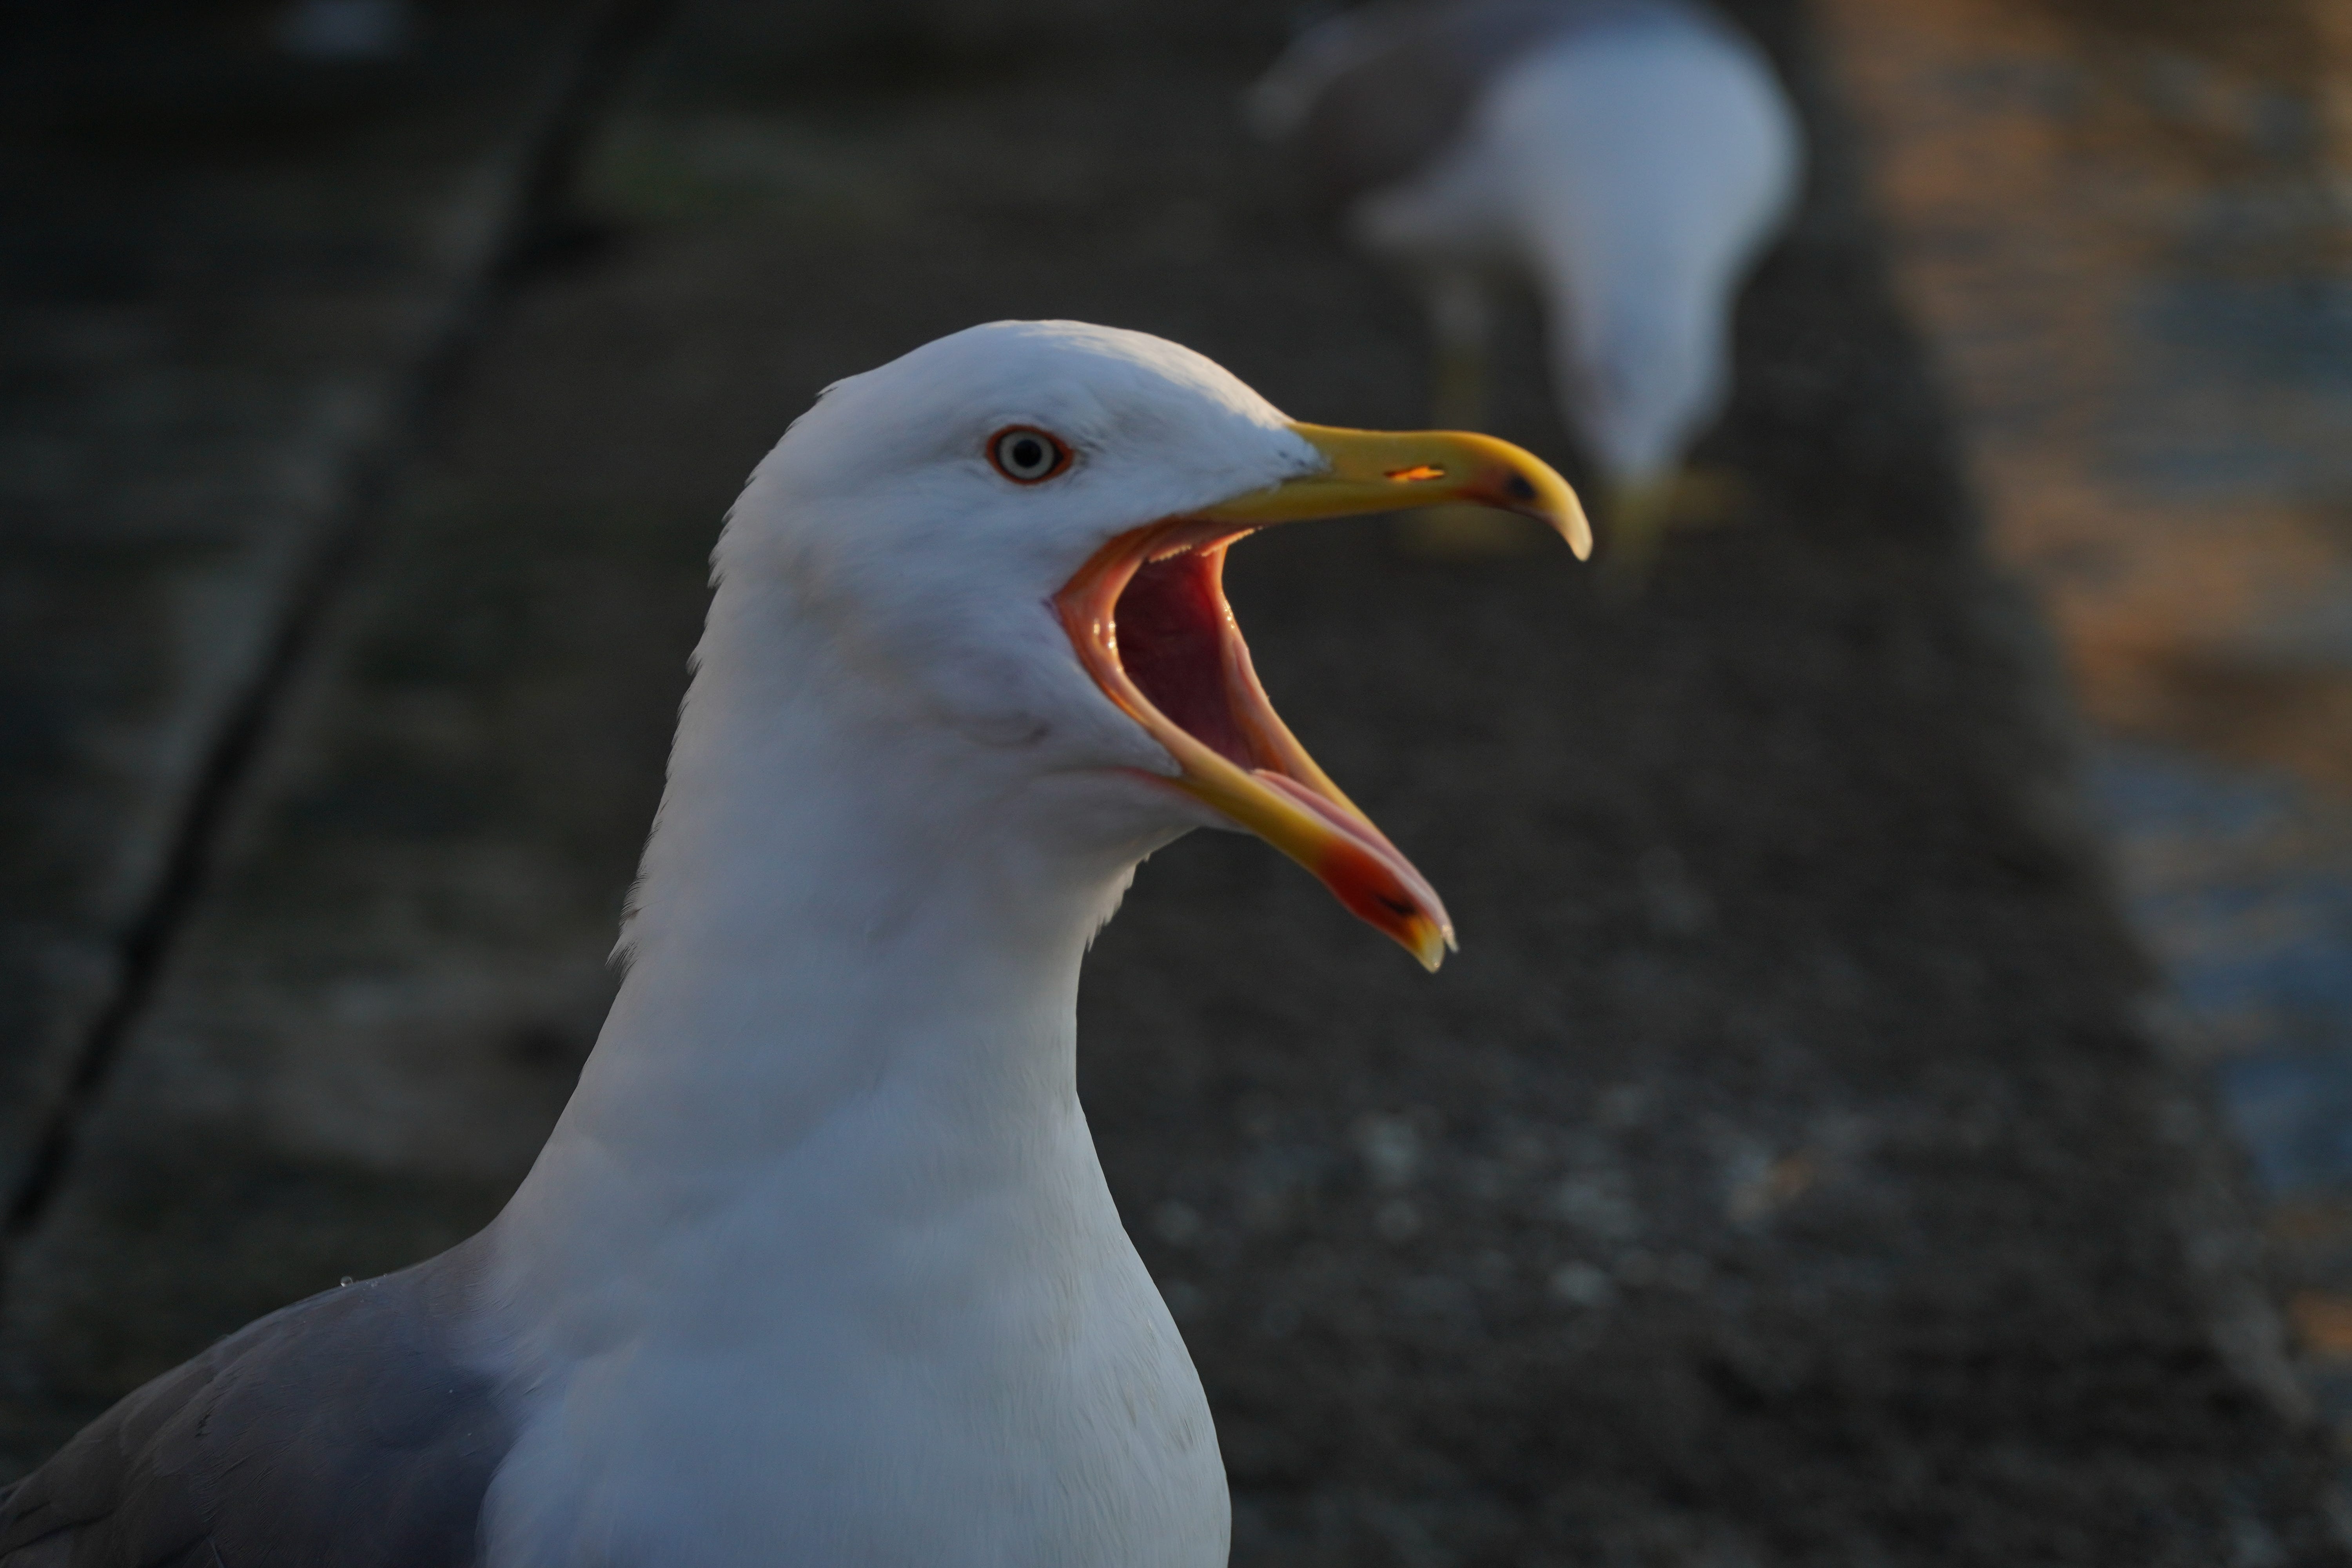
[1055,423,1586,969]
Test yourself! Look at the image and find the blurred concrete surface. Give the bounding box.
[1826,0,2352,1448]
[0,0,648,1209]
[3,0,2349,1563]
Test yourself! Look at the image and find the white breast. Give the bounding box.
[479,1085,1227,1568]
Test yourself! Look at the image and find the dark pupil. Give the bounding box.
[1010,437,1044,471]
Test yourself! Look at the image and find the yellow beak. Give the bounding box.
[1200,424,1591,557]
[1055,423,1585,969]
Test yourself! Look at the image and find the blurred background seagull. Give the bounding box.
[0,321,1583,1568]
[1252,0,1803,563]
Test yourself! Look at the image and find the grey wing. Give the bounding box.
[1250,0,1719,209]
[0,1244,511,1568]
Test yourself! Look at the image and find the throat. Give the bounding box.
[486,608,1143,1307]
[540,806,1117,1194]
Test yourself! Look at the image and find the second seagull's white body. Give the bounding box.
[1356,20,1799,480]
[1257,0,1803,491]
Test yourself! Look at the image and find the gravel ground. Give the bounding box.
[2,0,2346,1563]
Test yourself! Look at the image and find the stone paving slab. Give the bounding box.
[0,0,626,1208]
[3,0,2347,1563]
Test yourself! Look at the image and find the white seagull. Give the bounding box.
[0,321,1585,1568]
[1251,0,1803,558]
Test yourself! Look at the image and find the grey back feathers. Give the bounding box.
[0,1245,507,1568]
[1250,0,1725,211]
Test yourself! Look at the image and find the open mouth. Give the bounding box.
[1054,422,1585,970]
[1056,518,1453,966]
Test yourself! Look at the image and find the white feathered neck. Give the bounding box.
[470,519,1225,1568]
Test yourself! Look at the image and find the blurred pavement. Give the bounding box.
[0,0,640,1212]
[1829,0,2352,1448]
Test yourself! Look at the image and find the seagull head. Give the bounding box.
[718,321,1586,969]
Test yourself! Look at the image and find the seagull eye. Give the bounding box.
[988,426,1072,485]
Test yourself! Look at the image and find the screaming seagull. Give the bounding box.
[1250,0,1803,559]
[0,321,1586,1568]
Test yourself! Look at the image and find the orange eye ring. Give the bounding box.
[987,426,1074,485]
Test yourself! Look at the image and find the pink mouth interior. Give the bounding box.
[1111,545,1260,771]
[1097,529,1454,950]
